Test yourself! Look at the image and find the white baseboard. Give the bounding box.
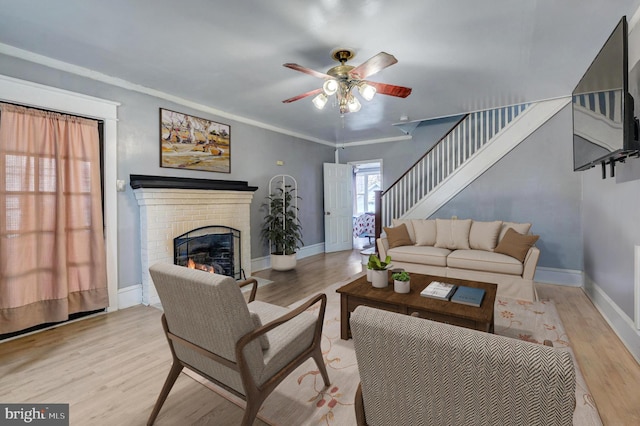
[298,243,325,259]
[117,284,142,309]
[251,256,270,273]
[534,267,583,286]
[583,274,640,364]
[252,243,326,272]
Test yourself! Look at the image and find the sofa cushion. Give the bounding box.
[434,219,472,250]
[494,228,539,262]
[498,221,532,242]
[387,245,451,267]
[392,219,416,243]
[412,219,437,246]
[469,220,503,251]
[384,224,413,249]
[446,249,524,275]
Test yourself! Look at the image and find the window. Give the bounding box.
[352,161,381,216]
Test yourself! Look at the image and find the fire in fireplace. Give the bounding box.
[173,225,244,280]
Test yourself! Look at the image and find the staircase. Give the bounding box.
[378,97,570,229]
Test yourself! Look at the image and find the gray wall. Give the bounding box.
[578,23,640,319]
[582,165,640,317]
[0,53,334,290]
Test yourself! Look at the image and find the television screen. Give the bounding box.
[572,17,630,171]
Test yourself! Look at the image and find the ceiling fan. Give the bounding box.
[282,49,412,114]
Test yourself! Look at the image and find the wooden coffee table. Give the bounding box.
[336,273,497,340]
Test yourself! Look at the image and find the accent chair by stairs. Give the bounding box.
[351,306,576,426]
[147,262,330,426]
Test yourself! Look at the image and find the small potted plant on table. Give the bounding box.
[391,270,411,293]
[367,254,392,288]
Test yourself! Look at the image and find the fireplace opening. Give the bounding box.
[173,225,244,280]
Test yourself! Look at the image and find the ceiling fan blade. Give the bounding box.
[282,88,323,103]
[283,63,332,80]
[349,52,398,80]
[366,81,412,98]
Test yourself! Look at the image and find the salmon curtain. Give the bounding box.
[0,103,108,334]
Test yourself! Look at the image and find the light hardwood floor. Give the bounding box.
[1,249,639,425]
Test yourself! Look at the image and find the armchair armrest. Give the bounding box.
[376,237,389,260]
[238,277,258,302]
[522,246,540,280]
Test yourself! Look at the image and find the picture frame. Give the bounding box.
[160,108,231,173]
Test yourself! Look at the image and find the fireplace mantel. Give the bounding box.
[130,174,258,192]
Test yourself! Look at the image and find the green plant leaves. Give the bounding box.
[260,186,303,255]
[367,254,391,270]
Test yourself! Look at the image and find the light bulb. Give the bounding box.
[323,79,338,96]
[359,83,376,101]
[347,96,361,113]
[312,93,328,110]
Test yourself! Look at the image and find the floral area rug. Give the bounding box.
[186,275,602,425]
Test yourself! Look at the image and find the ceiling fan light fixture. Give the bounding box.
[358,83,376,101]
[282,50,411,115]
[312,93,328,110]
[347,95,361,113]
[323,79,338,96]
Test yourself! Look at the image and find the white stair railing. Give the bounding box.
[380,103,529,227]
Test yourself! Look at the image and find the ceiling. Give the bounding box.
[0,0,639,145]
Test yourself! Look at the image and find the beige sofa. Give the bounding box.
[377,218,540,301]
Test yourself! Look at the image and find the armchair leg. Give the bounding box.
[312,345,331,387]
[241,397,263,426]
[147,362,183,425]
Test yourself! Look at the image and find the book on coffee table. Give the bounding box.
[420,281,457,300]
[450,285,486,307]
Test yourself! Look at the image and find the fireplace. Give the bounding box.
[174,225,243,279]
[132,174,257,305]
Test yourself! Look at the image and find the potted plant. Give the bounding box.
[260,178,303,271]
[367,254,392,288]
[392,270,411,293]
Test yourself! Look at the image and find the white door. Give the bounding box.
[323,163,353,252]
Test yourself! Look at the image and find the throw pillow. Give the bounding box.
[412,219,437,246]
[249,311,270,350]
[392,218,416,243]
[384,224,413,249]
[469,220,503,251]
[434,218,472,250]
[494,228,539,262]
[498,221,532,242]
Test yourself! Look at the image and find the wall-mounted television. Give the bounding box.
[572,16,640,173]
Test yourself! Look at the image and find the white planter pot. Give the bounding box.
[366,268,372,282]
[394,280,410,294]
[271,253,297,271]
[371,270,388,288]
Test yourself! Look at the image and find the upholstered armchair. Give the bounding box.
[350,306,576,426]
[147,262,330,426]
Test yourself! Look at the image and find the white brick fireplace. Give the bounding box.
[132,175,257,305]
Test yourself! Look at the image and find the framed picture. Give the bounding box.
[160,108,231,173]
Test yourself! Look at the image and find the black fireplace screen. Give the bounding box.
[173,225,243,280]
